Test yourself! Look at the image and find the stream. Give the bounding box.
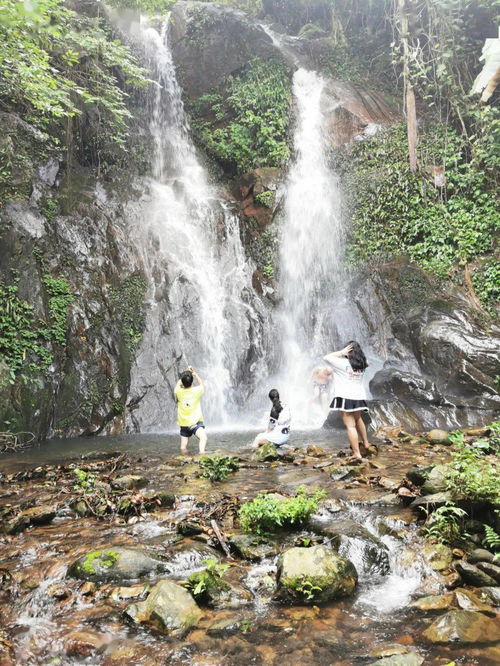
[1,433,498,665]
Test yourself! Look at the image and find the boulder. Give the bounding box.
[455,560,497,587]
[410,593,455,611]
[478,586,500,606]
[421,465,448,495]
[369,655,424,666]
[410,492,455,509]
[422,609,500,644]
[476,561,500,584]
[454,587,496,614]
[469,548,496,564]
[68,547,165,583]
[125,580,203,636]
[4,504,57,534]
[421,544,453,572]
[229,534,279,561]
[112,475,149,491]
[406,465,434,486]
[170,1,276,98]
[255,442,279,462]
[308,516,389,575]
[306,445,327,457]
[425,430,451,446]
[276,545,357,603]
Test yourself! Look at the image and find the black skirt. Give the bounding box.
[330,397,369,412]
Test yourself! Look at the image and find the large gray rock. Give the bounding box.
[229,534,279,561]
[125,580,203,636]
[68,547,165,583]
[422,609,500,644]
[170,1,276,97]
[276,545,357,603]
[455,560,497,587]
[421,464,449,495]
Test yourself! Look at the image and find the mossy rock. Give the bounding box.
[68,547,165,583]
[255,442,279,462]
[276,545,357,604]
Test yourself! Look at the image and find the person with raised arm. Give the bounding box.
[324,341,371,460]
[174,366,207,454]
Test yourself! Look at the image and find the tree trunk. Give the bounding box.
[398,0,418,171]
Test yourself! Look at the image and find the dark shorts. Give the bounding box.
[330,397,369,413]
[313,382,329,394]
[180,421,205,438]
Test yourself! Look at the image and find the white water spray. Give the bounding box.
[277,68,346,426]
[126,21,268,429]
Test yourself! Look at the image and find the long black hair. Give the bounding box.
[268,388,283,419]
[346,341,368,372]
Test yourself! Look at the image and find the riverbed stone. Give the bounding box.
[421,609,500,644]
[476,561,500,584]
[4,504,58,534]
[125,580,203,636]
[409,593,455,611]
[454,587,496,614]
[406,465,434,486]
[425,430,451,445]
[68,547,165,583]
[306,445,327,457]
[455,560,497,587]
[276,545,357,603]
[255,442,279,461]
[369,655,424,666]
[112,475,149,490]
[469,548,496,564]
[477,586,500,605]
[422,543,453,571]
[229,534,279,560]
[421,464,448,495]
[410,491,454,508]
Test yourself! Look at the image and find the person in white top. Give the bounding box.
[252,389,291,449]
[324,341,371,460]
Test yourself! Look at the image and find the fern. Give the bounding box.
[483,524,500,554]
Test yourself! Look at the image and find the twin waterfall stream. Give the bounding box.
[128,20,363,431]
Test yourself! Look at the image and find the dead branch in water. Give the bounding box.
[0,431,35,453]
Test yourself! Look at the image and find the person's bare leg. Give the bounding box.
[252,433,269,449]
[308,386,320,406]
[321,389,329,410]
[341,411,362,459]
[354,412,370,448]
[180,436,189,454]
[195,428,207,454]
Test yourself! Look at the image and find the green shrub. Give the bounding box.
[239,486,326,535]
[254,190,275,208]
[186,559,230,603]
[423,503,468,545]
[444,431,499,504]
[189,58,292,175]
[199,456,239,482]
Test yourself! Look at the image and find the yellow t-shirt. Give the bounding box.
[175,385,204,427]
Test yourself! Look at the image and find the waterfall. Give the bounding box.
[277,68,350,425]
[125,21,268,431]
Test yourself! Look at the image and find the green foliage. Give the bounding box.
[72,468,96,492]
[444,431,499,504]
[239,486,326,535]
[0,275,73,386]
[199,456,239,482]
[483,523,500,556]
[186,559,230,602]
[289,575,323,601]
[472,259,500,315]
[189,58,291,175]
[107,0,175,11]
[423,503,468,545]
[0,0,149,173]
[79,549,119,575]
[254,190,274,208]
[341,119,500,283]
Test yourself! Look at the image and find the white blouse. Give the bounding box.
[323,354,367,400]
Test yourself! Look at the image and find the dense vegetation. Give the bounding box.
[189,58,292,176]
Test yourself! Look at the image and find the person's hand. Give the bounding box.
[188,366,195,373]
[341,344,353,356]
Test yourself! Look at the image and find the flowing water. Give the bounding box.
[125,21,269,430]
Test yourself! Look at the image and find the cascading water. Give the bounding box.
[277,67,359,425]
[125,21,268,430]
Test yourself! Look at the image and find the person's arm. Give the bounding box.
[190,368,204,390]
[324,344,353,367]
